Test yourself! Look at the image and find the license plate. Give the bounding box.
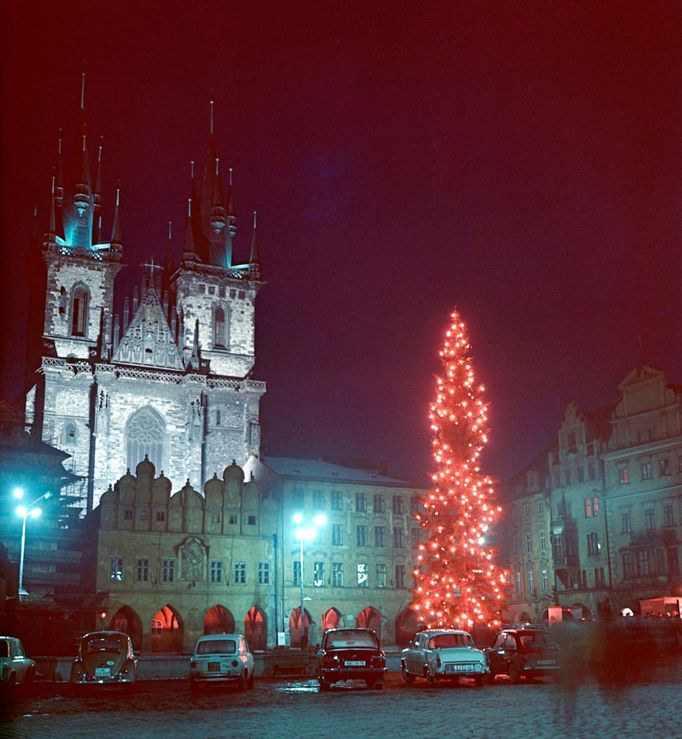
[344,660,365,667]
[208,662,222,672]
[447,663,477,672]
[95,667,111,678]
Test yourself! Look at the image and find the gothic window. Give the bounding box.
[213,305,228,348]
[126,408,166,473]
[70,284,89,337]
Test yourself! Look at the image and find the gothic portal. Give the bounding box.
[25,90,265,511]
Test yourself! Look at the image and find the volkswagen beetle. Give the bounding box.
[70,630,137,688]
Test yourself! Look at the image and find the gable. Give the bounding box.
[113,286,183,369]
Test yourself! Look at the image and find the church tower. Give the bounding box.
[26,87,265,512]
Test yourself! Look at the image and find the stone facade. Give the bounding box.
[26,108,265,512]
[501,366,682,621]
[87,457,424,651]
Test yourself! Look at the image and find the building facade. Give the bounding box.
[86,457,424,651]
[501,366,682,621]
[25,98,264,512]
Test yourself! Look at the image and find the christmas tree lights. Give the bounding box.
[412,309,508,630]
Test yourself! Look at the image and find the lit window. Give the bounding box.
[619,467,629,485]
[584,498,593,518]
[313,561,325,587]
[541,569,548,592]
[527,569,534,594]
[659,458,671,476]
[587,532,600,556]
[110,556,123,582]
[641,463,652,481]
[592,497,599,516]
[293,560,301,586]
[357,563,368,587]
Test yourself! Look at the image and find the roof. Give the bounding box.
[262,456,417,488]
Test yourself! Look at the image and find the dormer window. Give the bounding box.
[70,285,89,337]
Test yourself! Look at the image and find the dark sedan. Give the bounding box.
[316,628,387,690]
[486,627,560,683]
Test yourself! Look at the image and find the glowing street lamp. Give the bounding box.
[15,489,51,599]
[292,512,326,648]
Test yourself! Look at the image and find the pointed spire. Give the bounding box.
[110,187,122,249]
[55,131,64,207]
[80,72,86,112]
[162,220,174,294]
[249,210,261,278]
[93,139,103,243]
[48,176,57,237]
[210,98,215,136]
[182,198,199,262]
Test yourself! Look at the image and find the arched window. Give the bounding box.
[213,306,228,349]
[70,285,90,337]
[126,408,166,473]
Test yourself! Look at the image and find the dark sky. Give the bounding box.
[1,2,680,486]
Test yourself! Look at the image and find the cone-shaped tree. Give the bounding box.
[412,309,508,630]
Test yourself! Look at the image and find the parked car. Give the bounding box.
[316,628,387,690]
[401,629,489,686]
[70,631,137,687]
[0,636,36,689]
[189,634,254,691]
[486,627,560,683]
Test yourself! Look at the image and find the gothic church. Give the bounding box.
[25,91,265,512]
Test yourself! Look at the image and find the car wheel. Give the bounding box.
[509,664,522,684]
[425,668,436,687]
[319,679,330,692]
[6,673,17,690]
[401,663,415,684]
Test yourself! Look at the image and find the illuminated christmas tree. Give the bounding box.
[412,309,507,630]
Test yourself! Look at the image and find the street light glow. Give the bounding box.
[292,512,304,525]
[16,505,28,518]
[313,513,327,527]
[13,487,24,500]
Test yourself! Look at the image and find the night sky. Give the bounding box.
[1,2,680,487]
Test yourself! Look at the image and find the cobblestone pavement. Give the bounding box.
[2,664,680,738]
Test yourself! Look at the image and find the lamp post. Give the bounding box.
[14,488,51,599]
[292,512,326,648]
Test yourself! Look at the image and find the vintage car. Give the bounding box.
[0,636,36,689]
[70,630,138,687]
[486,626,560,682]
[189,633,255,691]
[401,629,489,686]
[316,627,387,690]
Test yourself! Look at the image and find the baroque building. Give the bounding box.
[501,366,682,622]
[86,458,423,651]
[25,94,264,512]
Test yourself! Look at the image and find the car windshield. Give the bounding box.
[428,633,474,649]
[84,636,126,654]
[325,631,378,649]
[197,639,236,655]
[518,633,553,649]
[0,641,9,658]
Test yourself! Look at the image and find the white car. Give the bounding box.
[401,629,489,686]
[189,634,254,691]
[0,636,36,689]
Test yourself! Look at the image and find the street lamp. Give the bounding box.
[292,512,326,648]
[14,489,51,599]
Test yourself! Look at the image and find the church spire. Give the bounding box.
[162,220,174,294]
[249,210,260,278]
[182,198,199,262]
[110,187,122,252]
[93,140,103,243]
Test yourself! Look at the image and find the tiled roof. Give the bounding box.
[263,456,416,488]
